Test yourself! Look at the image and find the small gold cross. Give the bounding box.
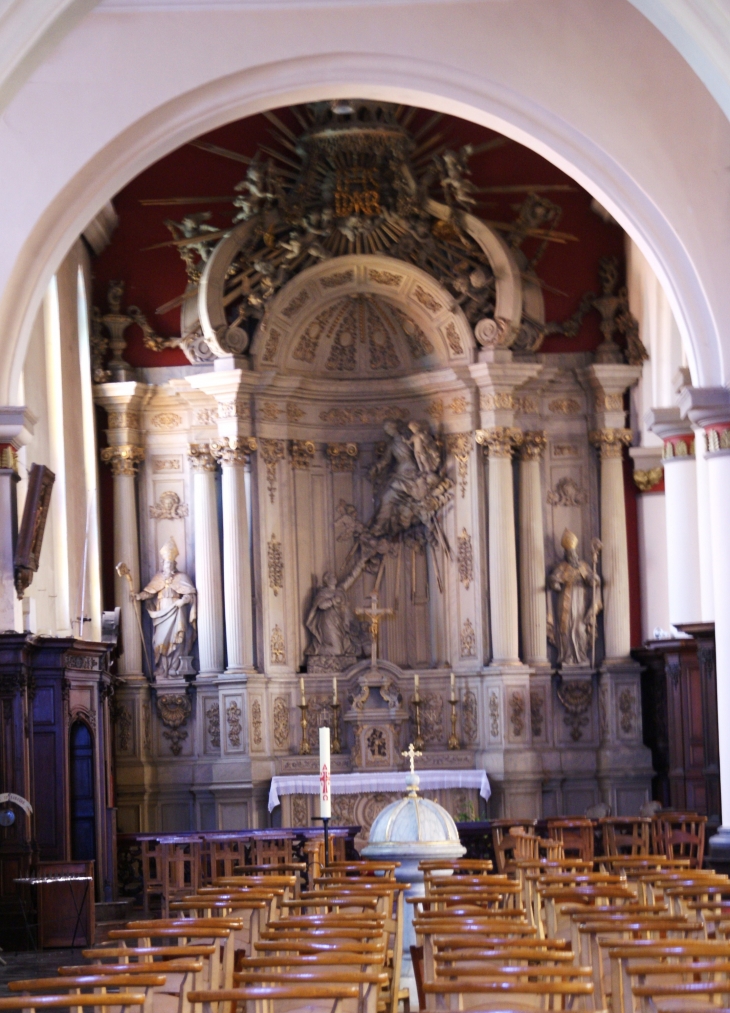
[401,742,423,774]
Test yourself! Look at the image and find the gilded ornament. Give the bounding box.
[251,699,263,747]
[270,625,286,665]
[514,395,540,415]
[392,307,434,358]
[457,528,474,590]
[445,432,471,497]
[149,490,188,520]
[594,392,624,412]
[633,466,664,492]
[290,440,316,469]
[546,476,587,507]
[705,427,730,453]
[553,444,579,458]
[107,410,141,430]
[589,428,632,459]
[320,270,354,289]
[463,689,478,744]
[101,444,145,477]
[206,703,220,749]
[519,431,547,461]
[413,284,442,314]
[194,408,218,427]
[368,268,402,287]
[319,405,408,425]
[548,397,582,415]
[530,690,544,738]
[211,436,257,466]
[427,400,444,422]
[509,690,525,737]
[259,439,286,503]
[152,456,181,472]
[287,402,305,423]
[556,678,592,742]
[460,618,477,658]
[267,534,284,597]
[480,392,514,412]
[326,443,359,471]
[475,427,523,459]
[188,443,217,472]
[447,396,468,415]
[619,687,635,735]
[444,321,464,355]
[420,693,444,744]
[226,700,243,748]
[261,328,281,363]
[156,693,192,756]
[260,401,283,421]
[281,289,310,319]
[663,437,695,458]
[218,401,250,420]
[489,690,500,738]
[273,696,289,748]
[150,412,182,429]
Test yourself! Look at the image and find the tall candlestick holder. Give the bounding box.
[447,694,460,750]
[412,697,425,753]
[330,701,341,754]
[298,702,311,755]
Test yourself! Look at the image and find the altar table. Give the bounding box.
[268,768,491,812]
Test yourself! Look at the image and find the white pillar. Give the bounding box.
[518,431,548,665]
[646,408,702,626]
[694,430,715,621]
[477,427,521,664]
[212,437,255,673]
[590,428,632,661]
[189,443,224,677]
[101,444,144,676]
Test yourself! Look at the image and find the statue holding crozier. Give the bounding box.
[547,529,602,668]
[134,538,197,680]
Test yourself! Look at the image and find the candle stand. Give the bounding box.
[330,701,341,754]
[447,695,460,750]
[412,697,425,753]
[298,702,311,755]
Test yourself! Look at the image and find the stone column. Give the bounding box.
[189,443,224,677]
[646,407,702,626]
[211,437,257,674]
[589,428,633,661]
[476,427,522,664]
[518,431,548,666]
[100,443,145,675]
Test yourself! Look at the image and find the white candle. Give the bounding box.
[319,726,331,819]
[414,673,420,701]
[450,671,456,701]
[300,677,306,706]
[332,677,338,704]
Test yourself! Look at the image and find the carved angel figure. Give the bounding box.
[547,529,602,667]
[136,537,197,680]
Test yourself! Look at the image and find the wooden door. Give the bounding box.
[70,721,96,863]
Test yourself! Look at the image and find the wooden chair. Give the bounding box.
[422,967,595,1012]
[601,816,651,857]
[547,818,595,863]
[7,976,164,1013]
[0,995,149,1013]
[251,831,295,866]
[608,940,730,1013]
[659,813,707,868]
[188,982,361,1013]
[490,819,537,873]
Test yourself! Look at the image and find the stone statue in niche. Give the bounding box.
[136,537,197,680]
[547,529,602,668]
[305,571,361,672]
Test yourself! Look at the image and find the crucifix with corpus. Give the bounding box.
[355,592,395,669]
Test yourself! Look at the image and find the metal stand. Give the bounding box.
[412,697,425,752]
[298,702,311,755]
[313,815,331,867]
[331,702,341,754]
[448,694,460,750]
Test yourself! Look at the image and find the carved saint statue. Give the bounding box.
[305,571,361,671]
[136,537,197,680]
[547,529,602,667]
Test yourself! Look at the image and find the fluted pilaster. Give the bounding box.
[518,432,548,665]
[189,443,224,676]
[211,437,257,673]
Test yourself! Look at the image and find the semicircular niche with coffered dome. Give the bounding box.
[250,255,474,379]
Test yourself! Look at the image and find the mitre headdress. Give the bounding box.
[561,528,579,552]
[160,537,180,562]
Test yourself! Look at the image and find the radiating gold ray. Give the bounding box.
[190,140,252,165]
[413,111,443,140]
[140,196,235,206]
[263,109,299,144]
[141,228,231,251]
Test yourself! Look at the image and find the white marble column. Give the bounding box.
[477,427,522,664]
[211,437,256,674]
[518,431,548,665]
[189,443,224,677]
[646,407,702,626]
[100,443,145,676]
[590,428,632,661]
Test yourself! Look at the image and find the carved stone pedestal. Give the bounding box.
[344,661,408,770]
[597,663,653,814]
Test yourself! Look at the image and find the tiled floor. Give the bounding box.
[0,949,85,994]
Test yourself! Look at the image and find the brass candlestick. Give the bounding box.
[331,701,341,754]
[412,697,425,753]
[447,694,460,750]
[298,702,311,755]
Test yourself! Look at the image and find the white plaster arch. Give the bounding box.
[0,2,727,404]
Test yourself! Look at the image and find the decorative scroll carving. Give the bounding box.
[115,704,132,752]
[460,618,477,658]
[194,408,218,427]
[291,440,316,469]
[270,625,286,664]
[206,703,220,748]
[463,689,478,744]
[509,690,525,737]
[149,491,188,520]
[188,443,217,472]
[548,397,582,415]
[157,693,192,756]
[427,400,444,422]
[595,392,624,412]
[445,433,471,497]
[489,690,500,738]
[273,697,289,749]
[150,412,182,429]
[519,431,547,461]
[480,393,513,412]
[226,700,243,747]
[260,439,286,503]
[152,457,182,472]
[326,443,359,471]
[421,693,444,744]
[287,402,305,423]
[475,427,522,459]
[211,436,257,466]
[530,691,544,738]
[101,444,145,477]
[319,405,409,425]
[108,411,141,430]
[619,687,636,734]
[267,535,283,597]
[457,529,473,590]
[260,401,282,421]
[556,678,592,742]
[447,396,468,415]
[251,700,262,746]
[547,477,587,507]
[589,428,632,460]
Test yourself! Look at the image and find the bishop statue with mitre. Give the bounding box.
[135,537,197,680]
[547,528,601,667]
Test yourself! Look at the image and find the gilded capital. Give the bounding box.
[589,427,632,460]
[188,443,217,472]
[290,440,316,470]
[519,430,547,461]
[210,436,257,466]
[100,443,144,477]
[326,442,359,472]
[475,426,523,459]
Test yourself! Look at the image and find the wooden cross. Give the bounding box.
[355,592,395,669]
[401,742,422,774]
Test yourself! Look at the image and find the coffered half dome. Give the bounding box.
[250,255,474,378]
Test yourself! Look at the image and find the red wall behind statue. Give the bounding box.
[93,105,641,647]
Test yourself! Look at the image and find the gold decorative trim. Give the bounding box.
[101,444,145,477]
[475,426,523,459]
[633,466,664,492]
[589,427,632,460]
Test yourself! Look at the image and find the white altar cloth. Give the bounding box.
[268,768,490,812]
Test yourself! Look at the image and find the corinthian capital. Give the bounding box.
[188,443,217,472]
[589,428,632,460]
[475,426,523,459]
[519,430,547,461]
[210,436,257,466]
[100,444,144,477]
